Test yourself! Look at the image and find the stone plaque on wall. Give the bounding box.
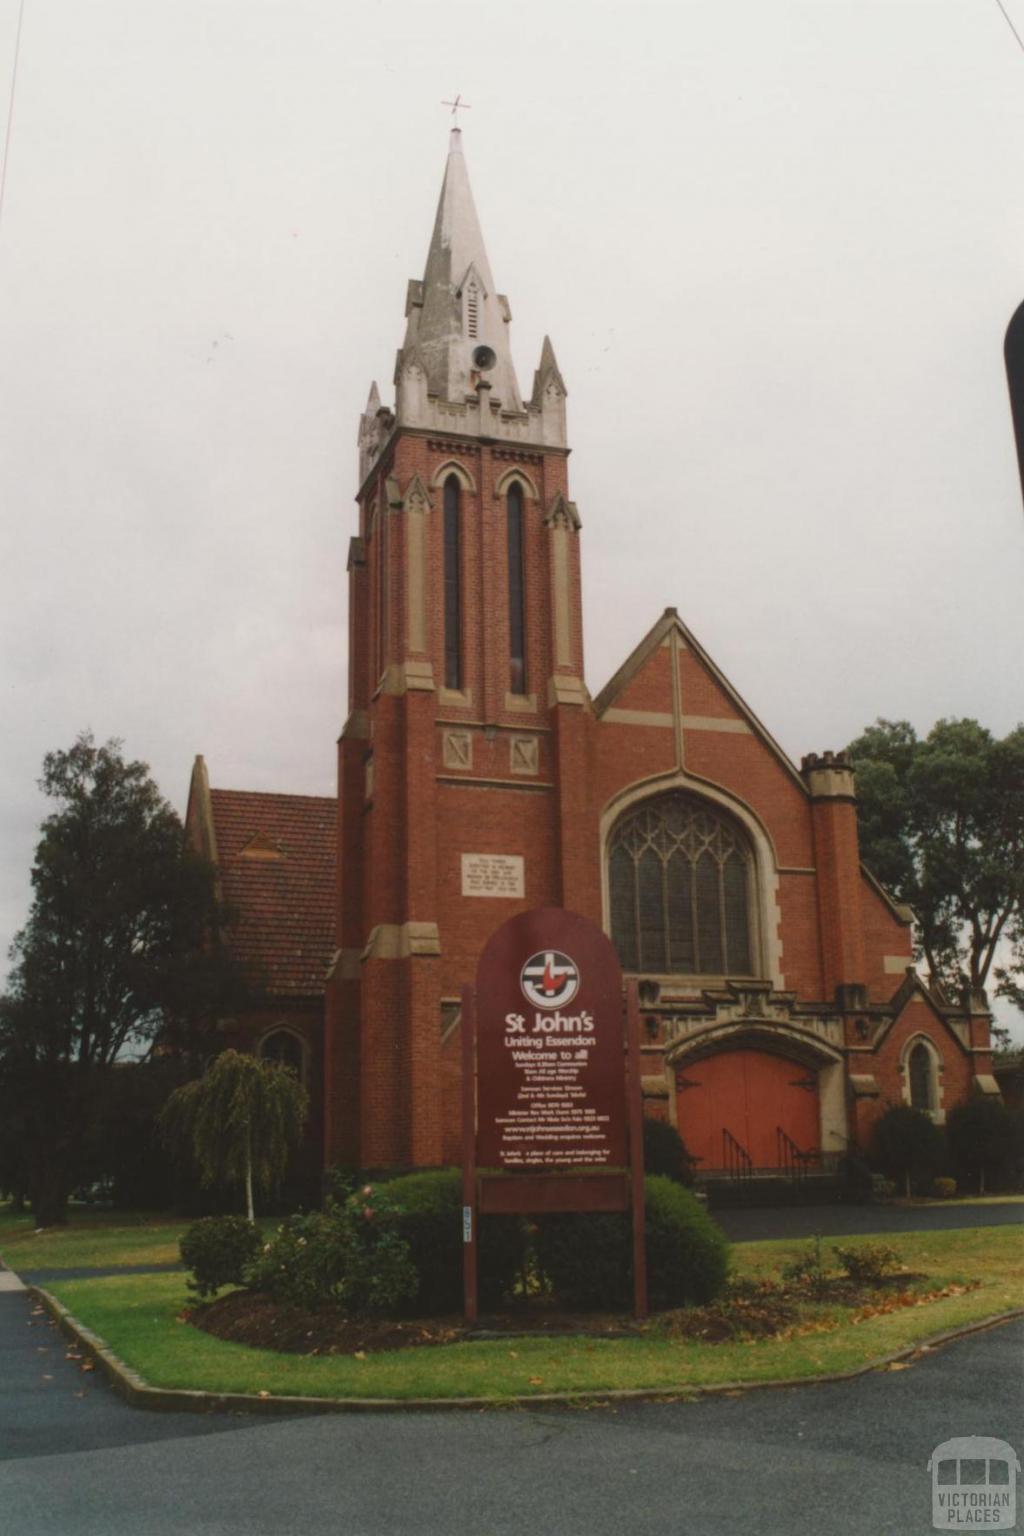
[461,853,524,898]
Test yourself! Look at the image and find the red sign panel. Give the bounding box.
[475,908,626,1170]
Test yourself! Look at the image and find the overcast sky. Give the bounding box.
[1,1,1022,1026]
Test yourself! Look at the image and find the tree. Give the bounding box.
[870,1105,946,1198]
[160,1050,308,1220]
[946,1097,1018,1195]
[0,734,243,1225]
[846,719,1024,1008]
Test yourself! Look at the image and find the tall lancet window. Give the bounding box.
[507,481,526,694]
[443,475,462,690]
[375,495,389,680]
[909,1042,935,1112]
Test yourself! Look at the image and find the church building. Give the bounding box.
[185,129,998,1185]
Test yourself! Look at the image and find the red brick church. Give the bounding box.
[185,129,997,1183]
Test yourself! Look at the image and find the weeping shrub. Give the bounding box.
[160,1050,308,1220]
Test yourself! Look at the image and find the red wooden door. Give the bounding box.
[676,1049,819,1170]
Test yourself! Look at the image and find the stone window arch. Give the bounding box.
[259,1026,307,1086]
[493,466,539,502]
[607,792,755,977]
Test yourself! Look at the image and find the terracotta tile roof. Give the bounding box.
[209,789,336,1000]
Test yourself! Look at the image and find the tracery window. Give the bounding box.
[908,1041,935,1112]
[608,794,754,975]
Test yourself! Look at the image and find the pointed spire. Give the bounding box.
[358,379,392,480]
[531,335,567,406]
[397,131,522,415]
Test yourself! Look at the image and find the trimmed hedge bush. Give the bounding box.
[535,1176,729,1309]
[383,1169,525,1313]
[179,1215,262,1298]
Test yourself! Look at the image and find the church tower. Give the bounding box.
[326,130,588,1168]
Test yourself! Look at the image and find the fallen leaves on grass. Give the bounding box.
[850,1283,979,1324]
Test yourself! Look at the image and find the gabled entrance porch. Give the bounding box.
[665,1014,848,1206]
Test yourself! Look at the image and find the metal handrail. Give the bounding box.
[777,1126,805,1180]
[722,1128,753,1182]
[776,1126,824,1181]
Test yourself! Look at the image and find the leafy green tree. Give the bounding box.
[160,1049,308,1221]
[846,719,1024,1008]
[0,734,242,1226]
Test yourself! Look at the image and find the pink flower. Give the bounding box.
[363,1206,374,1221]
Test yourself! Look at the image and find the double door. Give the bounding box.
[677,1048,819,1170]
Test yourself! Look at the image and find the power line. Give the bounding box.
[994,0,1024,55]
[0,0,27,236]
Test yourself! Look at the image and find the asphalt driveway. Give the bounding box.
[717,1197,1024,1243]
[0,1268,1020,1536]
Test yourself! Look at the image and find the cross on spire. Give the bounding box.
[442,94,472,125]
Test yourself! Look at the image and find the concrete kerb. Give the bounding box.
[27,1283,1024,1418]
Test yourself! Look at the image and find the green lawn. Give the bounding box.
[0,1208,188,1270]
[43,1225,1024,1403]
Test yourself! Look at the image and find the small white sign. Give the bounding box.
[462,1205,473,1244]
[461,853,524,898]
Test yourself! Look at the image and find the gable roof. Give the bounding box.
[594,608,808,792]
[206,785,336,1000]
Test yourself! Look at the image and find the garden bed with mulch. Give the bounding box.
[186,1269,975,1358]
[186,1292,647,1355]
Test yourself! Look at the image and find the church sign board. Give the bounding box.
[461,907,646,1320]
[475,910,626,1170]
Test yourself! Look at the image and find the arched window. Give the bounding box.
[507,481,526,693]
[608,793,754,975]
[260,1029,305,1084]
[375,492,389,678]
[909,1042,934,1112]
[443,475,462,689]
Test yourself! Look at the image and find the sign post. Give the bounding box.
[462,907,646,1321]
[625,978,648,1319]
[461,982,478,1324]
